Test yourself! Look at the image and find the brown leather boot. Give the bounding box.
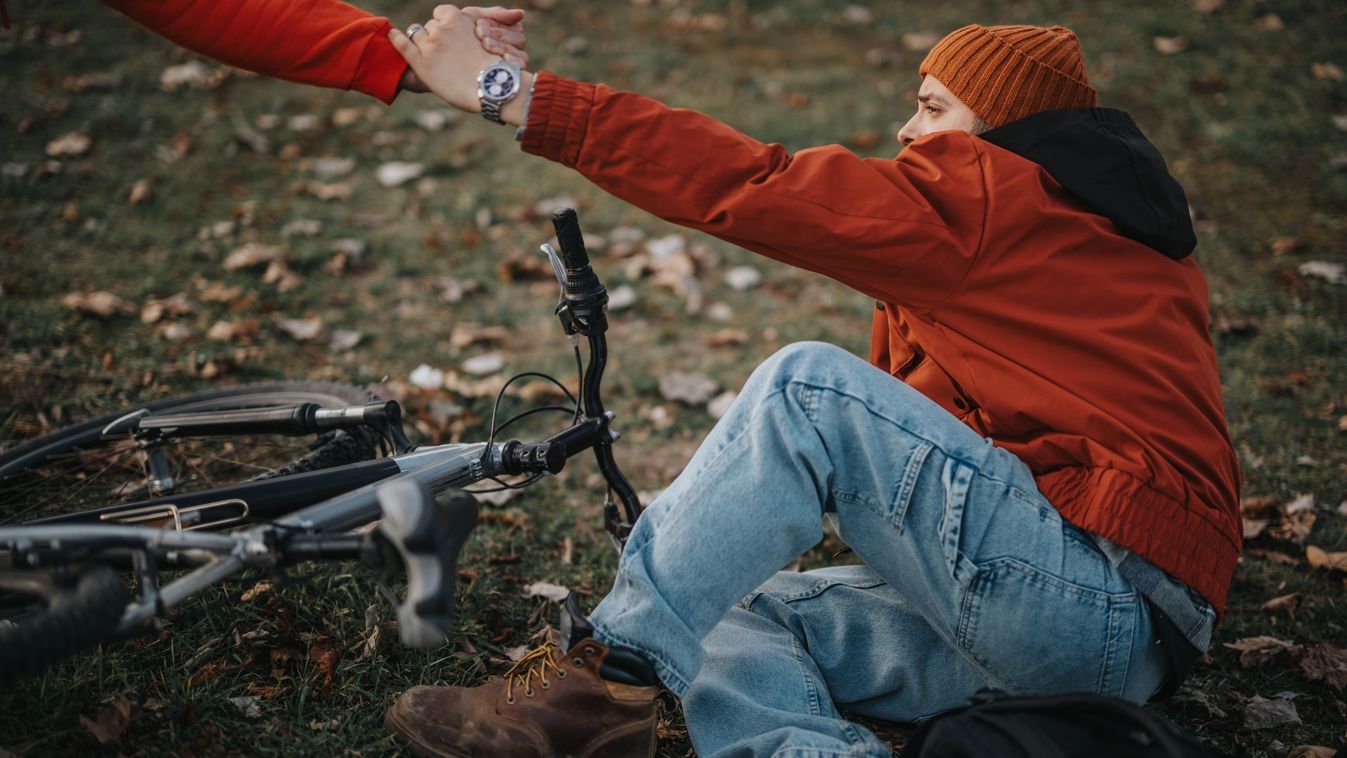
[386,636,660,757]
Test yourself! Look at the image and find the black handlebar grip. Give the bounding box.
[551,208,590,271]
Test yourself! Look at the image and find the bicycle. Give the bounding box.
[0,209,643,683]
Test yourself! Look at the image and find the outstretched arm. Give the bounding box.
[391,6,986,312]
[102,0,526,104]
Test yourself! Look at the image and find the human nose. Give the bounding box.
[897,112,920,146]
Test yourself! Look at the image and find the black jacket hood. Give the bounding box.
[979,108,1196,260]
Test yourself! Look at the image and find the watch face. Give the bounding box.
[482,66,517,100]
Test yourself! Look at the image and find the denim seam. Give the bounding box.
[892,441,933,533]
[765,576,889,605]
[790,635,827,718]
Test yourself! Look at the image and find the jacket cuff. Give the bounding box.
[520,72,594,167]
[351,22,406,105]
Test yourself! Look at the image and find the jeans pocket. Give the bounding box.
[956,557,1132,694]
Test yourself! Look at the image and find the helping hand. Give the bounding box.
[397,5,528,94]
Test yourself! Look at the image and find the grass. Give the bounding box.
[2,0,1346,754]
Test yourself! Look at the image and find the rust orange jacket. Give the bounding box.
[519,73,1241,612]
[100,0,407,103]
[90,1,1240,613]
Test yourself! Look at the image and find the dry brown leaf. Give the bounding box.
[310,639,341,691]
[1271,237,1301,256]
[1223,635,1300,667]
[240,581,274,602]
[1243,694,1301,729]
[79,695,136,744]
[1287,747,1338,758]
[849,130,883,150]
[1262,592,1299,616]
[1153,36,1189,55]
[62,291,133,318]
[497,251,553,283]
[1307,545,1347,572]
[706,328,750,348]
[129,178,154,205]
[449,324,512,350]
[262,260,304,292]
[659,371,719,405]
[46,131,91,157]
[303,181,353,201]
[223,243,286,271]
[275,317,324,342]
[1312,63,1345,81]
[1270,494,1316,543]
[140,293,193,324]
[1255,13,1284,30]
[1299,644,1347,691]
[1192,0,1223,12]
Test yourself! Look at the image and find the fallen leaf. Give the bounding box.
[1299,260,1346,284]
[240,581,274,602]
[1307,545,1347,572]
[63,71,122,92]
[140,293,193,324]
[437,276,481,303]
[450,324,511,350]
[311,156,356,179]
[227,696,262,719]
[1299,644,1347,691]
[849,130,883,150]
[80,695,135,744]
[287,114,320,132]
[128,178,154,205]
[274,317,324,342]
[497,251,554,282]
[262,260,304,292]
[706,328,749,347]
[607,284,638,311]
[504,644,532,661]
[1262,592,1299,616]
[281,218,323,238]
[724,265,763,291]
[62,291,133,318]
[310,639,341,691]
[376,161,425,187]
[159,322,191,342]
[414,109,460,131]
[1224,635,1300,667]
[329,329,361,353]
[160,60,225,91]
[1173,686,1226,718]
[1243,694,1300,729]
[462,352,505,376]
[524,581,571,603]
[660,371,719,405]
[409,364,445,390]
[1288,747,1338,758]
[839,5,873,24]
[45,131,91,157]
[1192,0,1222,12]
[223,243,286,271]
[1312,62,1345,81]
[1271,236,1301,255]
[1153,36,1189,54]
[1255,13,1284,31]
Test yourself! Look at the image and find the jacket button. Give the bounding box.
[875,301,885,311]
[953,397,967,410]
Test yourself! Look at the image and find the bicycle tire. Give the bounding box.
[0,382,382,523]
[0,563,129,684]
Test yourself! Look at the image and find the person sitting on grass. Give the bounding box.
[381,10,1241,758]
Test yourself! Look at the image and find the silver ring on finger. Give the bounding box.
[407,23,424,40]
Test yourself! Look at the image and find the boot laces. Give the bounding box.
[504,643,562,704]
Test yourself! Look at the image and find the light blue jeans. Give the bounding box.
[589,342,1169,757]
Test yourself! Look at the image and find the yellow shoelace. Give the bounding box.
[504,642,563,704]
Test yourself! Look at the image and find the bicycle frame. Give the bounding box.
[0,208,643,654]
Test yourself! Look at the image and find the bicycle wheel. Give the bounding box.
[0,563,129,685]
[0,382,382,524]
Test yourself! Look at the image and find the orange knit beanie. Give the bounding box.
[918,24,1098,128]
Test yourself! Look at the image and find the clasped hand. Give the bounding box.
[392,4,531,123]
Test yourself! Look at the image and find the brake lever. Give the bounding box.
[373,480,479,649]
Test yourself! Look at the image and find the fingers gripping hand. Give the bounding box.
[460,5,528,66]
[390,6,501,113]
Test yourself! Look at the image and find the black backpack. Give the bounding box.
[899,689,1220,758]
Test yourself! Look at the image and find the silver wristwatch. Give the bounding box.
[476,60,522,125]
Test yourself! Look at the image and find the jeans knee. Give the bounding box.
[755,342,851,387]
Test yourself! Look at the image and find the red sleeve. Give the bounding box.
[101,0,407,104]
[521,72,988,312]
